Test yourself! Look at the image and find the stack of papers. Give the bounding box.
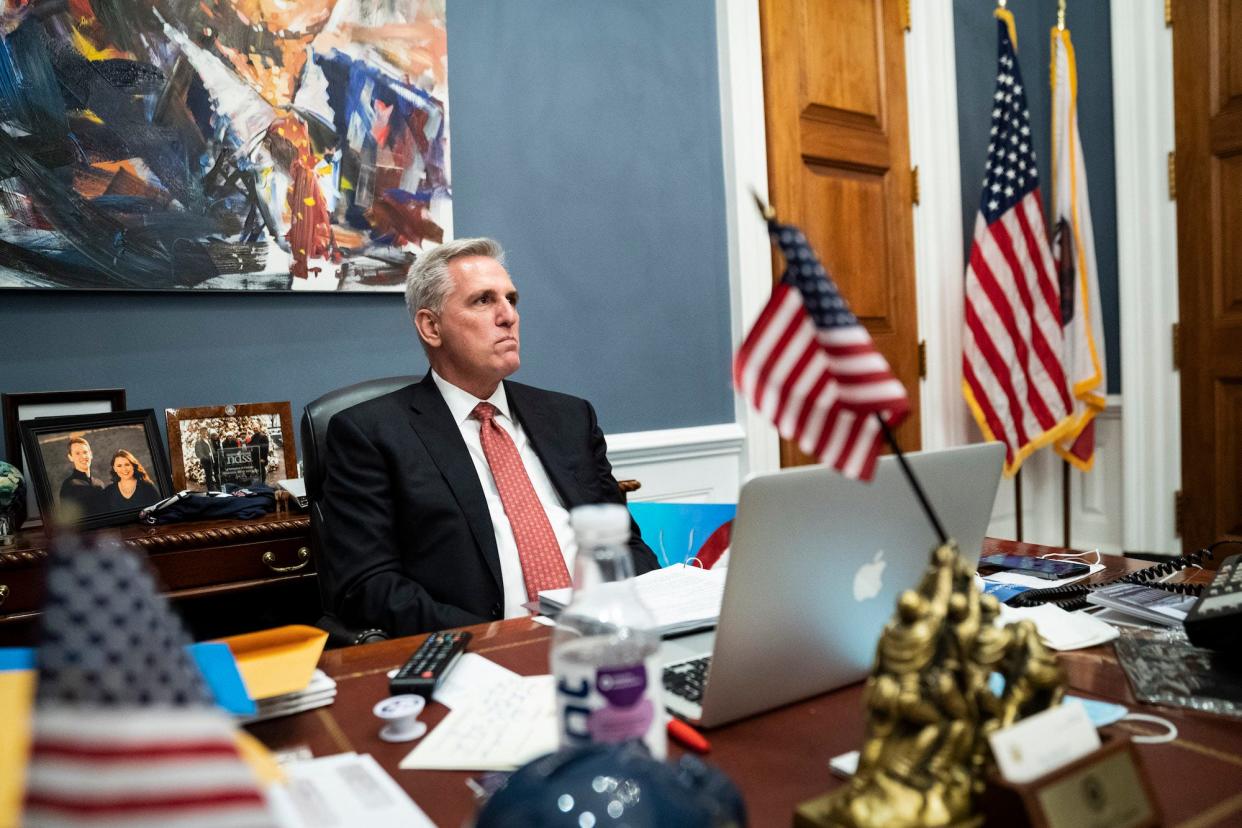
[241,670,336,724]
[539,564,726,637]
[268,752,434,828]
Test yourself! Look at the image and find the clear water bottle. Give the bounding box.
[551,504,667,759]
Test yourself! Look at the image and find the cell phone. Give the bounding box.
[978,554,1091,580]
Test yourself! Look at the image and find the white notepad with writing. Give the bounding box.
[399,674,557,772]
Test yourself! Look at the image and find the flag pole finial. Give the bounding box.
[1057,0,1066,30]
[750,189,776,221]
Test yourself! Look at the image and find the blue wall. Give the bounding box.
[0,0,734,461]
[954,1,1120,393]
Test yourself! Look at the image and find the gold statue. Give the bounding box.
[798,543,1065,828]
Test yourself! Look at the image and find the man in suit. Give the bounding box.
[321,237,657,636]
[58,436,105,517]
[248,424,270,484]
[193,427,217,490]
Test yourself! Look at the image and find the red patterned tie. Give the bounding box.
[471,402,571,599]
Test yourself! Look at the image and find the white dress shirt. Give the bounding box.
[431,371,577,617]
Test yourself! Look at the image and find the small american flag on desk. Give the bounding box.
[23,536,273,827]
[734,215,909,481]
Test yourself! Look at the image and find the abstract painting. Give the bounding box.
[0,0,450,291]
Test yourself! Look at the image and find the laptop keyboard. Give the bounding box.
[663,656,712,704]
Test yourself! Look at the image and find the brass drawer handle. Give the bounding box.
[262,547,310,573]
[0,584,7,608]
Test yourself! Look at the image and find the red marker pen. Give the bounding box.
[667,718,711,754]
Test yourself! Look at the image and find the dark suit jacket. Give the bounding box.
[320,374,658,636]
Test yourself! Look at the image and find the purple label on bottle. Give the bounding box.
[583,664,653,743]
[596,664,648,706]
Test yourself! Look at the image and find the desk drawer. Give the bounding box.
[0,565,46,616]
[151,536,315,593]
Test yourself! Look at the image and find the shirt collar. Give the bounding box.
[431,369,512,426]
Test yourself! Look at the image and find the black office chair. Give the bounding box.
[301,375,421,647]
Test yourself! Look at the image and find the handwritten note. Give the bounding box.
[400,675,558,772]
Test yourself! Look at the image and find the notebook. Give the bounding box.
[661,442,1005,728]
[538,565,727,638]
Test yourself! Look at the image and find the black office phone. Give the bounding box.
[1184,553,1242,651]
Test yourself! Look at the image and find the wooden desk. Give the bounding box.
[247,539,1242,828]
[0,509,316,645]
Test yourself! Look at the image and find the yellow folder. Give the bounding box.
[215,625,328,701]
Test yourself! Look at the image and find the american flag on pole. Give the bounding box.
[962,10,1074,476]
[1050,24,1107,471]
[23,536,274,827]
[734,216,909,481]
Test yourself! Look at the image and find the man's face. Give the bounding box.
[68,442,91,474]
[418,255,521,395]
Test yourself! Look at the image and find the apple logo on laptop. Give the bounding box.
[853,550,887,602]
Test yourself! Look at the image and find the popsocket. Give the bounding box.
[373,694,428,742]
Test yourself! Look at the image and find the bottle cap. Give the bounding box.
[570,503,631,545]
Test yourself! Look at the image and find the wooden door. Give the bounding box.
[1172,0,1242,554]
[759,0,921,467]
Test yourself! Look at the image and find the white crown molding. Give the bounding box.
[606,423,746,464]
[717,0,780,478]
[906,0,970,451]
[1112,0,1180,554]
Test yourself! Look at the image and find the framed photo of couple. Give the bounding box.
[3,388,128,527]
[165,402,296,493]
[18,409,174,530]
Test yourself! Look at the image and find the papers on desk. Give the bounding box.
[401,672,558,772]
[539,564,726,637]
[431,652,520,710]
[997,603,1119,650]
[269,752,434,828]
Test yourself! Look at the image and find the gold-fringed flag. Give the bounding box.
[1050,23,1107,471]
[734,215,909,481]
[962,9,1074,476]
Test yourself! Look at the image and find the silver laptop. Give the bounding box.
[661,442,1005,728]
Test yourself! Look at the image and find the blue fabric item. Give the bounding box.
[476,743,746,828]
[628,503,736,568]
[987,673,1127,729]
[142,485,277,524]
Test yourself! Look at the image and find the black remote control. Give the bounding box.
[388,631,472,698]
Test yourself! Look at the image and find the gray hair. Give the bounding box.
[404,237,507,328]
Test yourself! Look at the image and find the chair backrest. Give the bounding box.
[301,376,419,645]
[301,376,421,500]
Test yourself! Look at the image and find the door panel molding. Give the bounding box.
[1113,0,1180,554]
